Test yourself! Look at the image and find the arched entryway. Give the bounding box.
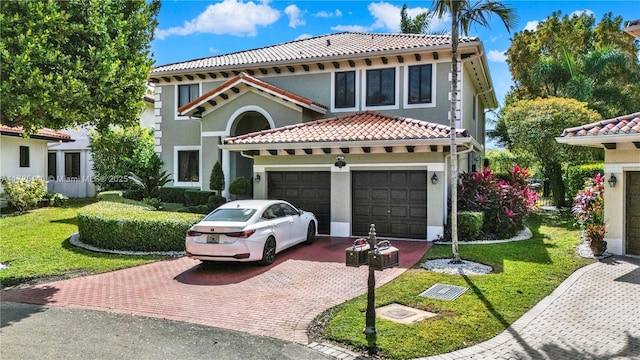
[227,107,272,195]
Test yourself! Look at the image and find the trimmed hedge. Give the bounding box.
[565,163,604,202]
[78,201,203,252]
[458,211,484,240]
[158,187,189,204]
[97,191,155,210]
[445,211,485,241]
[185,189,214,206]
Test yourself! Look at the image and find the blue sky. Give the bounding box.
[151,0,638,111]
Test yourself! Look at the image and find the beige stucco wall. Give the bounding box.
[603,149,640,255]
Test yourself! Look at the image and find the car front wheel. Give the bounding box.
[304,222,316,245]
[259,237,276,265]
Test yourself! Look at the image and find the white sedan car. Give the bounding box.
[185,200,318,265]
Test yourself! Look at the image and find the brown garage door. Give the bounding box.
[352,171,427,238]
[626,172,640,255]
[267,171,330,234]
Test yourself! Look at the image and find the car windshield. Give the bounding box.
[204,208,256,222]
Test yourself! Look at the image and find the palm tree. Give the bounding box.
[431,0,517,263]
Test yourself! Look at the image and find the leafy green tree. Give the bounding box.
[505,11,639,118]
[209,161,225,195]
[89,126,157,191]
[431,0,517,263]
[0,0,160,133]
[501,97,602,207]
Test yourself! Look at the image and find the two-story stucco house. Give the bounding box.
[149,32,497,240]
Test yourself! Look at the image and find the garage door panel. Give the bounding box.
[352,171,427,238]
[268,171,330,234]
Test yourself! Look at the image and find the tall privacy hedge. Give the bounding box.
[77,201,202,252]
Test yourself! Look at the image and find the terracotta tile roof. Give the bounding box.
[561,112,640,138]
[224,111,468,145]
[152,32,476,74]
[0,125,72,141]
[179,72,327,116]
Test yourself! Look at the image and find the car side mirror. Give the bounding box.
[298,209,304,216]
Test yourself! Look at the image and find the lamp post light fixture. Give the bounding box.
[608,173,617,188]
[334,155,346,169]
[431,172,438,184]
[345,224,399,356]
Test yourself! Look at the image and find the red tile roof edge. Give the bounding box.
[0,125,72,141]
[561,112,640,137]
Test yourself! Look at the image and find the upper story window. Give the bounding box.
[408,64,433,104]
[334,71,356,109]
[366,68,395,106]
[19,146,30,167]
[178,84,199,108]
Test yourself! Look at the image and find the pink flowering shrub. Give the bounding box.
[459,166,538,239]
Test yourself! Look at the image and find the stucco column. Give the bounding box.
[222,149,230,199]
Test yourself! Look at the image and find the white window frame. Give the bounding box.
[173,145,202,187]
[174,82,202,120]
[403,63,437,109]
[362,65,400,111]
[330,69,360,112]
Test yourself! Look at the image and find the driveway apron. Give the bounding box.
[1,237,430,344]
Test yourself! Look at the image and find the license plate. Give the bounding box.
[207,234,219,244]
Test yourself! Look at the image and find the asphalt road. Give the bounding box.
[0,301,332,360]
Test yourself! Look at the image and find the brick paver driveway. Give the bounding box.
[2,236,430,344]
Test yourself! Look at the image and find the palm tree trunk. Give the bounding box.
[450,9,461,263]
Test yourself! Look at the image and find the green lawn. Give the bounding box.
[320,211,593,359]
[0,200,166,287]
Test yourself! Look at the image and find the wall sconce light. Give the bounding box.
[254,174,261,183]
[431,172,438,184]
[608,173,617,188]
[334,155,346,169]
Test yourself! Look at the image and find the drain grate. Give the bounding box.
[419,283,468,301]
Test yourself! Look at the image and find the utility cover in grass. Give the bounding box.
[420,284,469,301]
[376,303,437,324]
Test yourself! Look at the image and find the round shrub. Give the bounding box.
[78,201,202,252]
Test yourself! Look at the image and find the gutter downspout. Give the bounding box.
[443,143,475,225]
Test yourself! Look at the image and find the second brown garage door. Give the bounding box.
[352,171,427,238]
[267,171,330,234]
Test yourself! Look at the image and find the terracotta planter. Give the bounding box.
[589,238,607,256]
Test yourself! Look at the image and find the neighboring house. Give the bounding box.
[0,125,73,200]
[47,94,155,198]
[557,112,640,256]
[149,32,497,239]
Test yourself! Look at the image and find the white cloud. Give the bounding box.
[315,9,342,18]
[487,49,507,63]
[295,34,313,40]
[523,20,539,32]
[571,9,595,18]
[285,4,306,28]
[155,0,280,39]
[332,2,447,34]
[331,24,373,32]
